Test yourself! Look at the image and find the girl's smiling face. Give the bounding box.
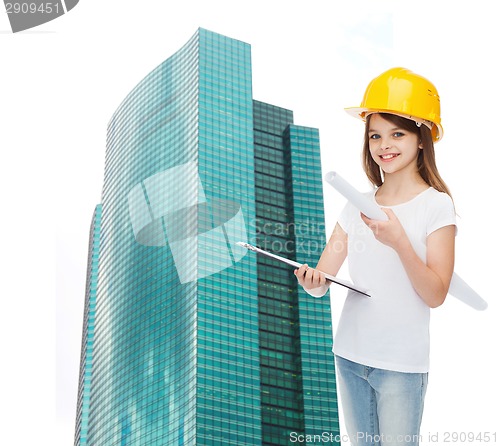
[367,113,422,176]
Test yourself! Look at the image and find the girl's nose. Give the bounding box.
[380,140,391,150]
[379,136,392,150]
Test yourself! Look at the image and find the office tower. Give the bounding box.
[75,205,101,445]
[75,28,339,446]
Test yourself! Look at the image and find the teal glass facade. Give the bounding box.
[253,103,339,444]
[286,125,340,437]
[75,204,101,445]
[75,28,339,445]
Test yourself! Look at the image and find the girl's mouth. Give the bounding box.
[379,153,400,161]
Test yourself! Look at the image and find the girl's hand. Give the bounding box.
[294,264,326,290]
[360,208,408,252]
[293,222,347,298]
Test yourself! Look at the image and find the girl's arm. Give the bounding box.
[361,209,455,308]
[294,223,348,297]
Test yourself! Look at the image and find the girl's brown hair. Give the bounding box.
[363,113,452,197]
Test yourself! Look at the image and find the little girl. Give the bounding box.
[295,68,456,446]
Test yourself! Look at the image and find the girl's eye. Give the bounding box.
[393,132,404,138]
[369,134,380,140]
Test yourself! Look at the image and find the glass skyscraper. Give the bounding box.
[75,28,339,446]
[75,205,101,445]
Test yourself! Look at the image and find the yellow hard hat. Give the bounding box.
[345,67,443,142]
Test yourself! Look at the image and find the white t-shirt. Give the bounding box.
[334,187,456,373]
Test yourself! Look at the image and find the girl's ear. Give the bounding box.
[418,141,423,149]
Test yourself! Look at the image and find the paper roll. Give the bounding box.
[325,171,389,221]
[325,171,488,311]
[448,273,488,311]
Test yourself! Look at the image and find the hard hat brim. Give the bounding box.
[344,107,443,142]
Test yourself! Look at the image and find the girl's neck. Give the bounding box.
[376,170,429,206]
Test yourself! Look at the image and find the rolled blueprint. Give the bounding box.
[325,171,389,221]
[325,171,488,311]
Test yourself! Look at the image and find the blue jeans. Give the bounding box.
[335,355,428,446]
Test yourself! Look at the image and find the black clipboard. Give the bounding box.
[237,242,370,297]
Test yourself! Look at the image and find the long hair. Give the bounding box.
[363,113,452,197]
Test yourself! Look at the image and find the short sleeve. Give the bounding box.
[337,201,352,233]
[426,191,457,236]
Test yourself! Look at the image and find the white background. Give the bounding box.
[1,1,498,444]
